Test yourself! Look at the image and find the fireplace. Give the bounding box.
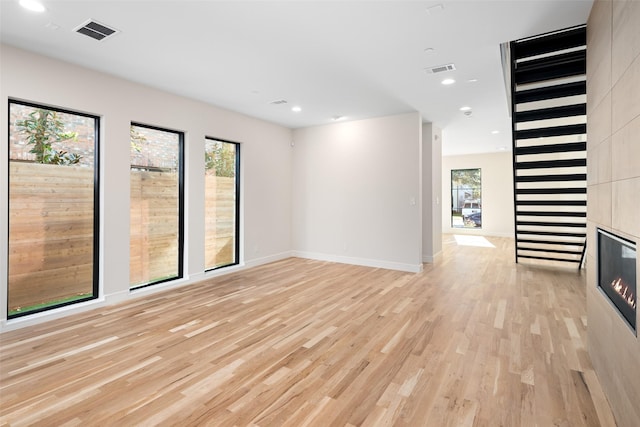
[597,229,637,332]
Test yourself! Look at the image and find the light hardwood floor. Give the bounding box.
[0,236,617,426]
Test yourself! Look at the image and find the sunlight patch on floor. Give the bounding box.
[454,235,495,248]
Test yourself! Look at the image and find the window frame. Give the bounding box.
[204,136,240,272]
[450,167,482,230]
[7,99,100,319]
[129,122,184,290]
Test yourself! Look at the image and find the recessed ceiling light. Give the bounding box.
[332,115,345,121]
[19,0,45,12]
[423,47,435,53]
[459,106,471,111]
[467,78,479,83]
[441,78,455,85]
[491,130,500,134]
[291,106,301,113]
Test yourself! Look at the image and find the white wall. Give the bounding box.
[0,44,292,330]
[422,122,443,262]
[291,113,423,272]
[442,151,514,237]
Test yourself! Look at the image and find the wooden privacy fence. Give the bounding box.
[8,162,94,312]
[8,162,236,312]
[129,171,236,284]
[129,170,179,286]
[205,175,236,269]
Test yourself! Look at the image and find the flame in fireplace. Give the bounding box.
[610,277,636,310]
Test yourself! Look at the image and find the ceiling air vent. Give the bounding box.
[425,63,456,74]
[74,19,118,41]
[269,99,288,105]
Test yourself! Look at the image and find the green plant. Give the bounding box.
[205,143,236,177]
[130,126,146,153]
[15,109,81,165]
[452,169,482,200]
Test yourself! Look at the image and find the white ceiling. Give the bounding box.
[0,0,593,155]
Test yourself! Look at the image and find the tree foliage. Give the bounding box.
[15,109,81,165]
[205,142,236,177]
[130,126,146,152]
[452,168,481,199]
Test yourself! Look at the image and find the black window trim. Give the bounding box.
[450,167,482,230]
[204,136,241,272]
[7,99,101,319]
[129,122,185,290]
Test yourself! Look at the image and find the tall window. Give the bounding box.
[451,168,482,229]
[205,137,239,270]
[129,123,183,289]
[8,101,99,318]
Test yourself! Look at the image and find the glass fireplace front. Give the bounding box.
[597,229,637,331]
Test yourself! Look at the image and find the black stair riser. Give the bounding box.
[516,49,585,72]
[515,174,586,182]
[516,187,586,194]
[517,211,586,217]
[517,254,581,263]
[517,247,583,255]
[515,61,585,85]
[515,142,586,155]
[516,158,586,169]
[515,104,586,122]
[516,200,586,206]
[517,239,584,246]
[517,221,586,227]
[515,81,586,103]
[515,50,585,85]
[516,124,586,139]
[517,230,586,238]
[513,26,586,59]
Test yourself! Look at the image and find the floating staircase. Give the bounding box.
[508,26,587,268]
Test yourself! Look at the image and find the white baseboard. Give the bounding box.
[189,271,206,283]
[292,251,423,273]
[129,276,194,298]
[1,296,108,332]
[422,250,442,263]
[244,251,294,269]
